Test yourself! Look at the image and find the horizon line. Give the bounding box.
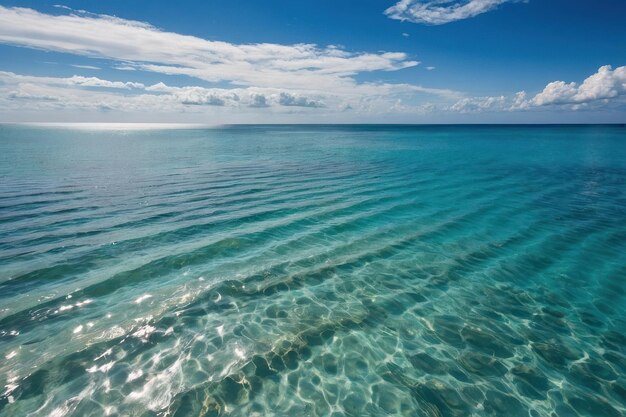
[1,122,624,131]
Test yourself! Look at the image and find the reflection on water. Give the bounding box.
[0,125,625,416]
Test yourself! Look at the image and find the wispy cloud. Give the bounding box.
[449,95,507,112]
[0,6,418,93]
[70,64,100,70]
[7,90,59,101]
[1,72,144,90]
[385,0,518,25]
[0,6,465,119]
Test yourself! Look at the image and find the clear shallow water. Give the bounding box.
[0,124,625,417]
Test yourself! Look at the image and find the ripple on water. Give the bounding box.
[1,125,626,417]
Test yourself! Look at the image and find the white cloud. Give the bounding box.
[532,81,577,106]
[70,64,100,70]
[0,72,144,90]
[0,72,333,112]
[385,0,517,25]
[249,94,270,108]
[1,6,619,122]
[278,92,325,108]
[8,90,59,101]
[0,70,465,123]
[148,84,239,106]
[67,76,144,89]
[0,6,470,121]
[449,95,506,113]
[533,65,626,106]
[0,6,417,93]
[447,65,626,113]
[2,63,622,121]
[179,94,226,106]
[511,91,530,110]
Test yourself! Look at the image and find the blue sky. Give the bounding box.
[0,0,624,123]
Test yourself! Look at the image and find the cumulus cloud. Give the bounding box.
[2,63,622,121]
[67,76,144,89]
[145,83,278,108]
[177,91,237,107]
[533,65,626,106]
[385,0,517,25]
[0,69,463,121]
[511,91,530,110]
[446,65,626,113]
[180,95,225,106]
[249,94,270,108]
[0,72,324,113]
[278,93,325,108]
[145,83,232,106]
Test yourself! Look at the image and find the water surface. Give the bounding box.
[1,125,625,416]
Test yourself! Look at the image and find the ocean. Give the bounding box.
[0,124,625,416]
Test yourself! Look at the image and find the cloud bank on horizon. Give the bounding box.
[0,4,623,123]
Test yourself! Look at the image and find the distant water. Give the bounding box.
[1,124,625,417]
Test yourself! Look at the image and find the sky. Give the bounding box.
[0,0,624,123]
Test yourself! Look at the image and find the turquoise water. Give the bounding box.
[0,124,625,417]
